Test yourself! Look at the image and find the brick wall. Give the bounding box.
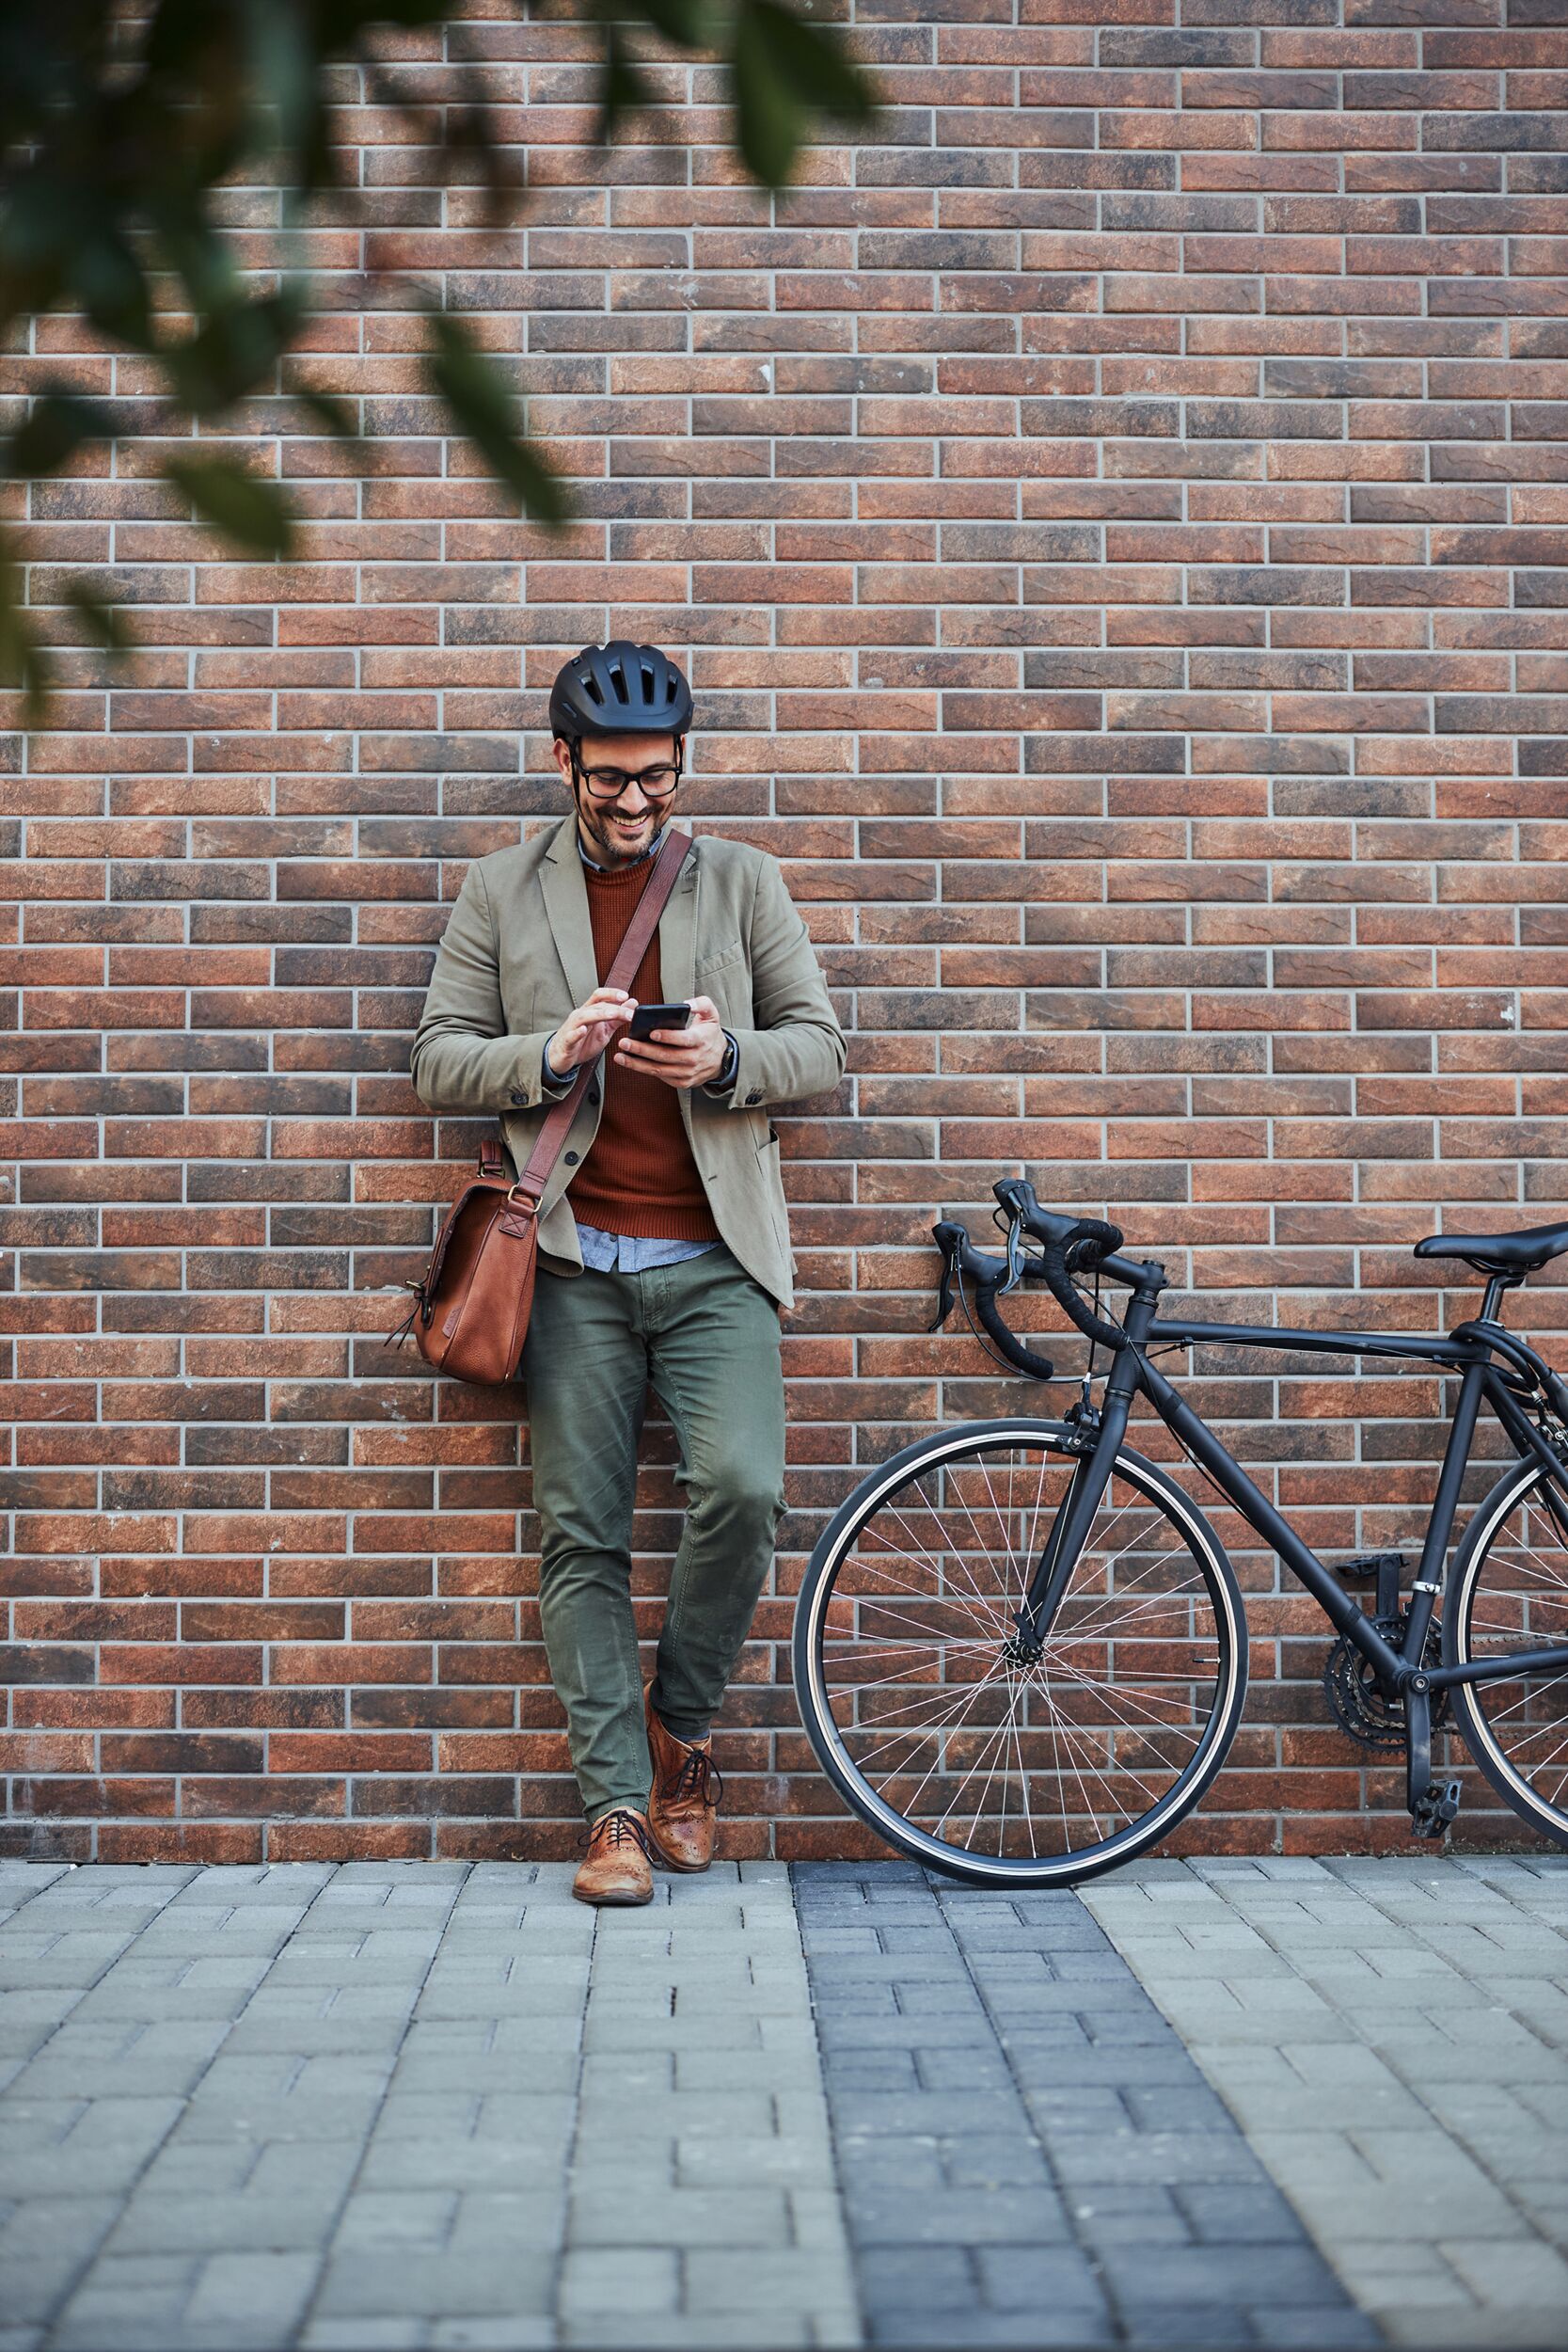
[6,4,1567,1862]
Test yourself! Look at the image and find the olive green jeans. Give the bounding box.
[519,1247,786,1824]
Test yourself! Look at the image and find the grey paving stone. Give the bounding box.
[556,2245,680,2319]
[856,2247,975,2310]
[299,2324,426,2350]
[107,2189,342,2256]
[972,2243,1113,2312]
[866,2309,1115,2347]
[330,2189,459,2248]
[309,2245,555,2320]
[0,2192,121,2324]
[359,2137,562,2194]
[939,2138,1054,2190]
[185,2249,322,2344]
[846,2186,1072,2249]
[1068,2186,1189,2253]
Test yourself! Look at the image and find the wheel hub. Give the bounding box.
[1002,1618,1043,1668]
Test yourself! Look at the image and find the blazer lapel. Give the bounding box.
[657,828,700,1006]
[539,814,598,1010]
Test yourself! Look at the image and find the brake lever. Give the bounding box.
[1000,1210,1025,1297]
[929,1219,963,1330]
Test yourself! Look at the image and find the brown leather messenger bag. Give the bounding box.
[390,829,692,1385]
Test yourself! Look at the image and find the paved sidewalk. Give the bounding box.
[1084,1857,1568,2350]
[0,1860,855,2352]
[1,1855,1564,2350]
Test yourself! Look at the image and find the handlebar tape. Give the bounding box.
[1037,1219,1129,1353]
[932,1218,1055,1380]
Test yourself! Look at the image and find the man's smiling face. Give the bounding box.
[554,729,681,868]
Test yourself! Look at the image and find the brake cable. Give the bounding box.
[956,1268,1039,1381]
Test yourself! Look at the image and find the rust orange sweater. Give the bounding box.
[565,854,721,1244]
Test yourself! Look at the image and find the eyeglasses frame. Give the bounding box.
[567,739,685,803]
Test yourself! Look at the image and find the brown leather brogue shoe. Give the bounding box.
[573,1806,655,1906]
[644,1682,722,1872]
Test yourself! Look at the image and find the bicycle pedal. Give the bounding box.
[1411,1778,1463,1840]
[1337,1549,1407,1618]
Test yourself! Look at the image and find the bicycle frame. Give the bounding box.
[1022,1264,1568,1702]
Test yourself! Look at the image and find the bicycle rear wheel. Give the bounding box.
[1445,1458,1568,1853]
[792,1419,1247,1886]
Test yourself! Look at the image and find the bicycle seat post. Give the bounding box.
[1479,1272,1517,1325]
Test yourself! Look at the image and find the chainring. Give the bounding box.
[1324,1611,1450,1752]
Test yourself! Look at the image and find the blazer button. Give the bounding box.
[510,1089,528,1106]
[564,1150,578,1166]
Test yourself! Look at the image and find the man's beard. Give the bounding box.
[578,792,661,867]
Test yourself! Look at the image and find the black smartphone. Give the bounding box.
[625,1000,692,1043]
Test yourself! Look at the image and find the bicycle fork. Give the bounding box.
[1012,1354,1141,1656]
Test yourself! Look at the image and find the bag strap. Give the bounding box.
[509,828,693,1209]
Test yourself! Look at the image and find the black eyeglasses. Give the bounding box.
[570,746,683,802]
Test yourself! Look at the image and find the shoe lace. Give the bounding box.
[670,1747,722,1807]
[588,1807,652,1855]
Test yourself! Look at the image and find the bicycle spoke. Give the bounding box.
[855,1518,1008,1643]
[871,1498,1011,1638]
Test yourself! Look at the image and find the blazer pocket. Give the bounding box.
[696,933,744,978]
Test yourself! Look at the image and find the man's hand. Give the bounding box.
[545,986,634,1076]
[614,993,729,1089]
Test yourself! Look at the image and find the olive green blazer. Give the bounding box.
[409,816,847,1309]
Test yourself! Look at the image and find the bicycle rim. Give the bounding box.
[1447,1459,1568,1852]
[794,1420,1246,1886]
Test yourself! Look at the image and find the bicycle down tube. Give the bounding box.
[1020,1291,1568,1701]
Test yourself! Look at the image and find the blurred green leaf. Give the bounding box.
[0,0,876,721]
[635,0,712,48]
[426,315,570,529]
[10,389,112,478]
[733,0,872,187]
[594,20,657,148]
[242,0,315,167]
[74,227,151,343]
[164,287,303,416]
[65,580,131,657]
[0,535,49,729]
[293,388,357,440]
[165,454,294,556]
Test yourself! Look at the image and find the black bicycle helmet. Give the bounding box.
[548,640,692,743]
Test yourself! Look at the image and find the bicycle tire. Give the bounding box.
[792,1417,1248,1887]
[1444,1456,1568,1854]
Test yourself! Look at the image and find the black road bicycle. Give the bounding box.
[793,1178,1568,1886]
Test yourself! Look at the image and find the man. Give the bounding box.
[410,641,847,1904]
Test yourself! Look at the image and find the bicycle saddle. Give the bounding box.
[1414,1219,1568,1276]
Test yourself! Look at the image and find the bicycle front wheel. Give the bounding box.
[792,1419,1247,1886]
[1445,1458,1568,1853]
